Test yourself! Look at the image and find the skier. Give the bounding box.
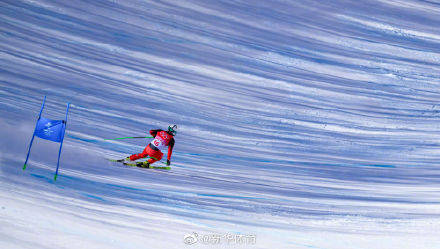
[119,125,177,168]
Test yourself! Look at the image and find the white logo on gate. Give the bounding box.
[44,122,54,136]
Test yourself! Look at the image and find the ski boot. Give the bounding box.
[116,157,131,163]
[136,162,150,168]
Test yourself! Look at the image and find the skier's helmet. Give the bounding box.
[167,125,177,136]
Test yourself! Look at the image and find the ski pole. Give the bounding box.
[146,156,169,165]
[104,136,153,141]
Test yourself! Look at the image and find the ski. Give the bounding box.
[123,162,171,170]
[108,158,170,170]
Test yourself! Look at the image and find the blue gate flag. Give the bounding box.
[23,96,70,181]
[34,117,66,143]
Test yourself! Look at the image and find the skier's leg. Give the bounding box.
[129,147,149,161]
[135,150,162,168]
[147,150,163,165]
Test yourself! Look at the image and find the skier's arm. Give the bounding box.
[149,129,161,138]
[167,138,175,165]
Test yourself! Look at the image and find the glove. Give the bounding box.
[167,160,171,166]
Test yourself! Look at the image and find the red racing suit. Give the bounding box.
[129,129,175,164]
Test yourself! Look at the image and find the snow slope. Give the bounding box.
[1,0,440,248]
